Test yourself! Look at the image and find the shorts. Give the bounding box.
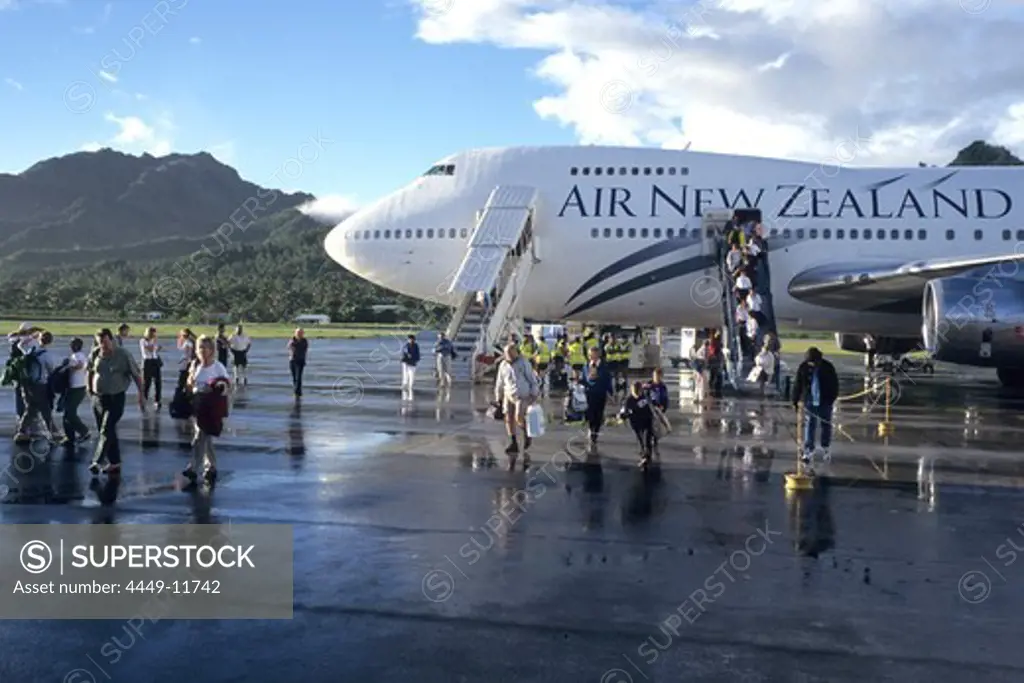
[502,395,526,421]
[231,350,248,367]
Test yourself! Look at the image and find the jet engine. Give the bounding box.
[922,276,1024,384]
[834,333,920,357]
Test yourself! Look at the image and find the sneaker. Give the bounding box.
[800,450,814,465]
[523,436,532,451]
[821,448,832,462]
[88,463,101,475]
[504,439,518,455]
[204,468,217,484]
[182,468,198,483]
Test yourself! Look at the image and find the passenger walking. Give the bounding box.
[726,243,743,275]
[140,326,163,409]
[176,328,196,390]
[646,367,669,412]
[216,323,231,368]
[792,347,839,465]
[494,343,539,456]
[182,335,230,486]
[61,337,90,446]
[434,332,455,388]
[620,380,656,467]
[690,339,709,402]
[288,328,309,397]
[582,345,614,450]
[13,330,59,443]
[400,334,421,393]
[116,323,131,348]
[5,322,39,419]
[750,343,775,396]
[764,332,782,391]
[229,325,252,385]
[86,328,144,476]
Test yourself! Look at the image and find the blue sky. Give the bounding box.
[0,0,574,202]
[3,0,1022,210]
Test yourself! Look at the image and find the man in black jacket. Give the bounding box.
[792,346,839,464]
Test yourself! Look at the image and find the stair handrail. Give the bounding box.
[716,237,741,389]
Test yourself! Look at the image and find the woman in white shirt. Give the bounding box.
[140,327,163,409]
[176,328,196,390]
[61,337,90,445]
[228,324,251,385]
[183,335,230,485]
[750,344,776,397]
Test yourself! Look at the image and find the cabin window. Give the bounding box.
[809,229,818,239]
[864,230,872,240]
[384,229,391,239]
[668,168,676,175]
[405,229,413,238]
[394,231,401,239]
[422,164,456,176]
[917,229,926,240]
[416,229,423,238]
[890,229,899,240]
[582,167,590,175]
[616,228,624,238]
[653,228,662,238]
[643,167,651,175]
[607,167,615,175]
[374,230,381,239]
[876,229,884,239]
[619,167,627,175]
[594,167,603,176]
[946,229,954,240]
[459,228,467,238]
[782,229,791,238]
[448,228,456,238]
[437,230,444,239]
[666,228,675,238]
[631,167,639,175]
[680,167,689,175]
[796,229,804,239]
[640,228,649,238]
[602,228,610,238]
[835,229,844,239]
[692,228,702,239]
[769,228,778,237]
[904,229,913,240]
[353,231,359,240]
[591,228,599,238]
[628,228,636,238]
[1003,230,1011,240]
[974,229,983,240]
[656,167,664,175]
[570,167,578,176]
[850,229,858,239]
[823,229,831,239]
[1017,230,1024,241]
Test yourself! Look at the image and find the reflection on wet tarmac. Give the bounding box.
[1,340,1024,680]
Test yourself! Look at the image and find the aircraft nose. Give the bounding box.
[324,215,361,272]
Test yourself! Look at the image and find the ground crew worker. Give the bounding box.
[554,335,568,362]
[520,334,537,362]
[605,337,620,374]
[620,336,632,374]
[569,336,585,373]
[536,336,550,373]
[584,333,600,359]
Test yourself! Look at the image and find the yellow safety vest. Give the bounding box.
[620,341,631,363]
[536,341,550,363]
[554,341,567,358]
[569,342,585,365]
[584,338,599,354]
[605,343,618,362]
[520,342,536,359]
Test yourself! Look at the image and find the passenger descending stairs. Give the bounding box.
[709,213,779,391]
[445,185,539,383]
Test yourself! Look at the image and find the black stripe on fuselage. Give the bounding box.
[565,236,700,305]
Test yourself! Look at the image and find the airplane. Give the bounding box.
[324,146,1024,387]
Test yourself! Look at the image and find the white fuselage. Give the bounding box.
[325,146,1022,338]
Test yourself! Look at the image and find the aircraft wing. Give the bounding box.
[787,253,1024,313]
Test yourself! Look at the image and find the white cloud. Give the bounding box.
[298,195,360,223]
[98,70,117,83]
[411,0,1024,166]
[189,36,201,44]
[93,112,174,156]
[4,77,23,91]
[134,92,146,100]
[79,142,103,152]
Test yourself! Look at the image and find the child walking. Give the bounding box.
[620,381,656,468]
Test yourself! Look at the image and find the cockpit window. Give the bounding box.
[422,163,455,176]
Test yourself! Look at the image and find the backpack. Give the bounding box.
[49,360,71,396]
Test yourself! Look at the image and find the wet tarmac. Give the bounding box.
[2,338,1024,681]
